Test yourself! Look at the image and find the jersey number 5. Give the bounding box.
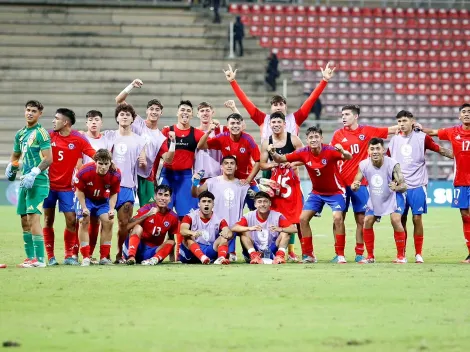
[58,150,64,161]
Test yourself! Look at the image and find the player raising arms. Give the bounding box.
[5,100,53,268]
[123,185,179,265]
[43,108,96,266]
[270,126,352,263]
[231,191,297,264]
[223,63,335,141]
[421,103,470,263]
[352,138,407,264]
[260,111,304,261]
[179,191,232,264]
[388,110,453,263]
[74,149,121,266]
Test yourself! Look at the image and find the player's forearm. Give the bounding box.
[180,227,197,238]
[108,194,117,212]
[76,190,87,210]
[260,161,277,171]
[281,225,297,234]
[162,150,175,164]
[394,183,407,193]
[231,224,249,233]
[270,151,288,164]
[197,131,211,150]
[438,147,454,159]
[229,80,259,118]
[387,125,399,135]
[421,127,438,137]
[115,82,135,104]
[246,162,260,182]
[38,149,53,171]
[296,79,328,123]
[10,151,21,162]
[126,215,148,231]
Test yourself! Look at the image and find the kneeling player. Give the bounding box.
[123,185,179,265]
[231,191,297,264]
[352,138,407,264]
[75,149,121,266]
[179,191,231,264]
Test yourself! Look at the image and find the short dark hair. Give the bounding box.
[147,99,163,110]
[369,137,384,147]
[178,100,193,109]
[25,100,44,112]
[459,103,470,111]
[270,111,285,121]
[197,101,213,111]
[342,104,361,116]
[115,104,136,123]
[226,113,243,122]
[396,110,414,119]
[270,95,286,106]
[154,184,172,196]
[93,148,112,163]
[56,108,76,125]
[254,191,271,201]
[86,110,102,119]
[221,155,237,165]
[306,126,323,136]
[198,190,215,201]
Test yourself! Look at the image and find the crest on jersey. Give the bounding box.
[371,174,384,187]
[104,184,110,189]
[240,147,246,153]
[400,144,413,157]
[115,143,128,155]
[68,143,75,150]
[164,221,170,227]
[257,229,269,250]
[200,230,210,241]
[359,134,365,140]
[321,159,327,165]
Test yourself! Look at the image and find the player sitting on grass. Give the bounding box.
[75,149,121,266]
[179,191,232,265]
[123,185,179,265]
[231,191,297,264]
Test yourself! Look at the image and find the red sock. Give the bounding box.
[127,234,140,258]
[355,242,365,256]
[462,216,470,253]
[249,251,260,259]
[394,231,406,258]
[189,242,204,260]
[43,227,55,259]
[414,234,423,256]
[363,228,375,258]
[217,244,228,258]
[300,236,314,257]
[334,234,346,256]
[88,222,100,256]
[64,229,76,258]
[275,250,285,258]
[155,243,174,261]
[100,243,111,260]
[174,232,183,262]
[80,244,90,259]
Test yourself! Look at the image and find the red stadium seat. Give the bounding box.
[228,3,239,14]
[295,26,306,37]
[293,37,305,48]
[272,15,285,26]
[240,4,251,15]
[306,5,316,15]
[427,8,438,18]
[284,15,294,25]
[259,36,272,47]
[449,8,459,19]
[416,8,427,18]
[251,4,261,14]
[271,26,282,36]
[271,37,282,48]
[405,7,415,18]
[306,26,316,37]
[438,8,448,19]
[261,15,273,26]
[274,4,285,15]
[419,39,430,50]
[294,15,306,26]
[418,83,429,95]
[284,26,294,37]
[293,48,305,60]
[262,4,274,14]
[249,25,261,36]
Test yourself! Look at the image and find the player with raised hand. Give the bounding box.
[270,126,352,263]
[42,108,96,266]
[223,62,335,142]
[74,149,121,266]
[123,185,179,265]
[420,103,470,263]
[179,191,232,265]
[352,138,408,264]
[231,191,297,264]
[5,100,53,268]
[388,110,453,263]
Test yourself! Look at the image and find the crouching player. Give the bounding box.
[352,138,407,264]
[231,191,297,264]
[123,185,179,265]
[179,191,231,264]
[75,149,121,266]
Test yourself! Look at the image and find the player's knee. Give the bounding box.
[364,217,374,228]
[332,213,343,227]
[20,216,30,231]
[166,239,175,246]
[299,215,310,227]
[79,217,90,226]
[411,215,422,226]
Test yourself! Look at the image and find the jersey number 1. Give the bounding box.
[275,175,292,198]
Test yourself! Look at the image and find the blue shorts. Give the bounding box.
[303,192,346,213]
[345,185,369,213]
[43,190,75,212]
[178,243,218,263]
[245,183,260,211]
[242,241,279,261]
[404,186,428,215]
[116,187,135,210]
[75,198,109,219]
[122,237,157,263]
[366,192,406,218]
[159,168,197,216]
[452,186,470,209]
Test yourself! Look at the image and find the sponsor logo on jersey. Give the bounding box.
[335,205,342,209]
[321,159,327,165]
[164,221,170,227]
[51,142,56,146]
[418,207,424,211]
[342,138,348,142]
[396,207,402,211]
[68,143,75,150]
[359,134,365,140]
[456,135,461,140]
[27,205,34,211]
[149,219,154,223]
[87,182,93,186]
[306,161,312,166]
[225,146,230,151]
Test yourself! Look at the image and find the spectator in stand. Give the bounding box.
[213,0,221,23]
[233,16,244,57]
[265,53,279,92]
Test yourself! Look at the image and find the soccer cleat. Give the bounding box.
[81,258,91,267]
[18,259,46,268]
[287,252,299,262]
[213,257,230,265]
[0,264,6,269]
[272,255,286,264]
[90,257,99,265]
[461,255,470,263]
[358,257,376,264]
[201,255,210,264]
[64,257,80,266]
[415,254,424,264]
[355,255,365,263]
[126,257,136,265]
[392,257,408,264]
[16,258,32,268]
[249,253,263,264]
[141,257,160,266]
[99,258,113,265]
[229,252,237,263]
[259,178,281,191]
[301,255,317,264]
[331,255,347,264]
[48,257,59,266]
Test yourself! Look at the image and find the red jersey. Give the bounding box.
[330,125,389,185]
[49,130,96,191]
[134,204,179,247]
[75,162,121,201]
[207,131,261,180]
[161,125,204,171]
[438,125,470,186]
[181,215,228,230]
[286,145,344,195]
[270,166,303,224]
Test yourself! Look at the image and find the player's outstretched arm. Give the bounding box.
[224,100,241,115]
[115,79,143,104]
[260,140,279,170]
[390,164,407,193]
[268,145,289,164]
[420,127,439,137]
[351,169,364,191]
[437,147,454,159]
[190,173,208,197]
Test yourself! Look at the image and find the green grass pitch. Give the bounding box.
[1,205,469,352]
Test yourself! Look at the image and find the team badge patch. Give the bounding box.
[359,134,365,140]
[164,221,170,227]
[68,143,75,149]
[321,159,327,165]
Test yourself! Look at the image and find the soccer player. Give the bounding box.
[269,126,352,263]
[43,108,96,266]
[351,138,408,264]
[179,191,232,264]
[223,62,335,141]
[421,103,470,263]
[388,110,453,263]
[74,149,121,266]
[192,155,249,261]
[123,185,179,265]
[5,100,53,268]
[260,111,304,261]
[330,105,400,262]
[231,191,297,264]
